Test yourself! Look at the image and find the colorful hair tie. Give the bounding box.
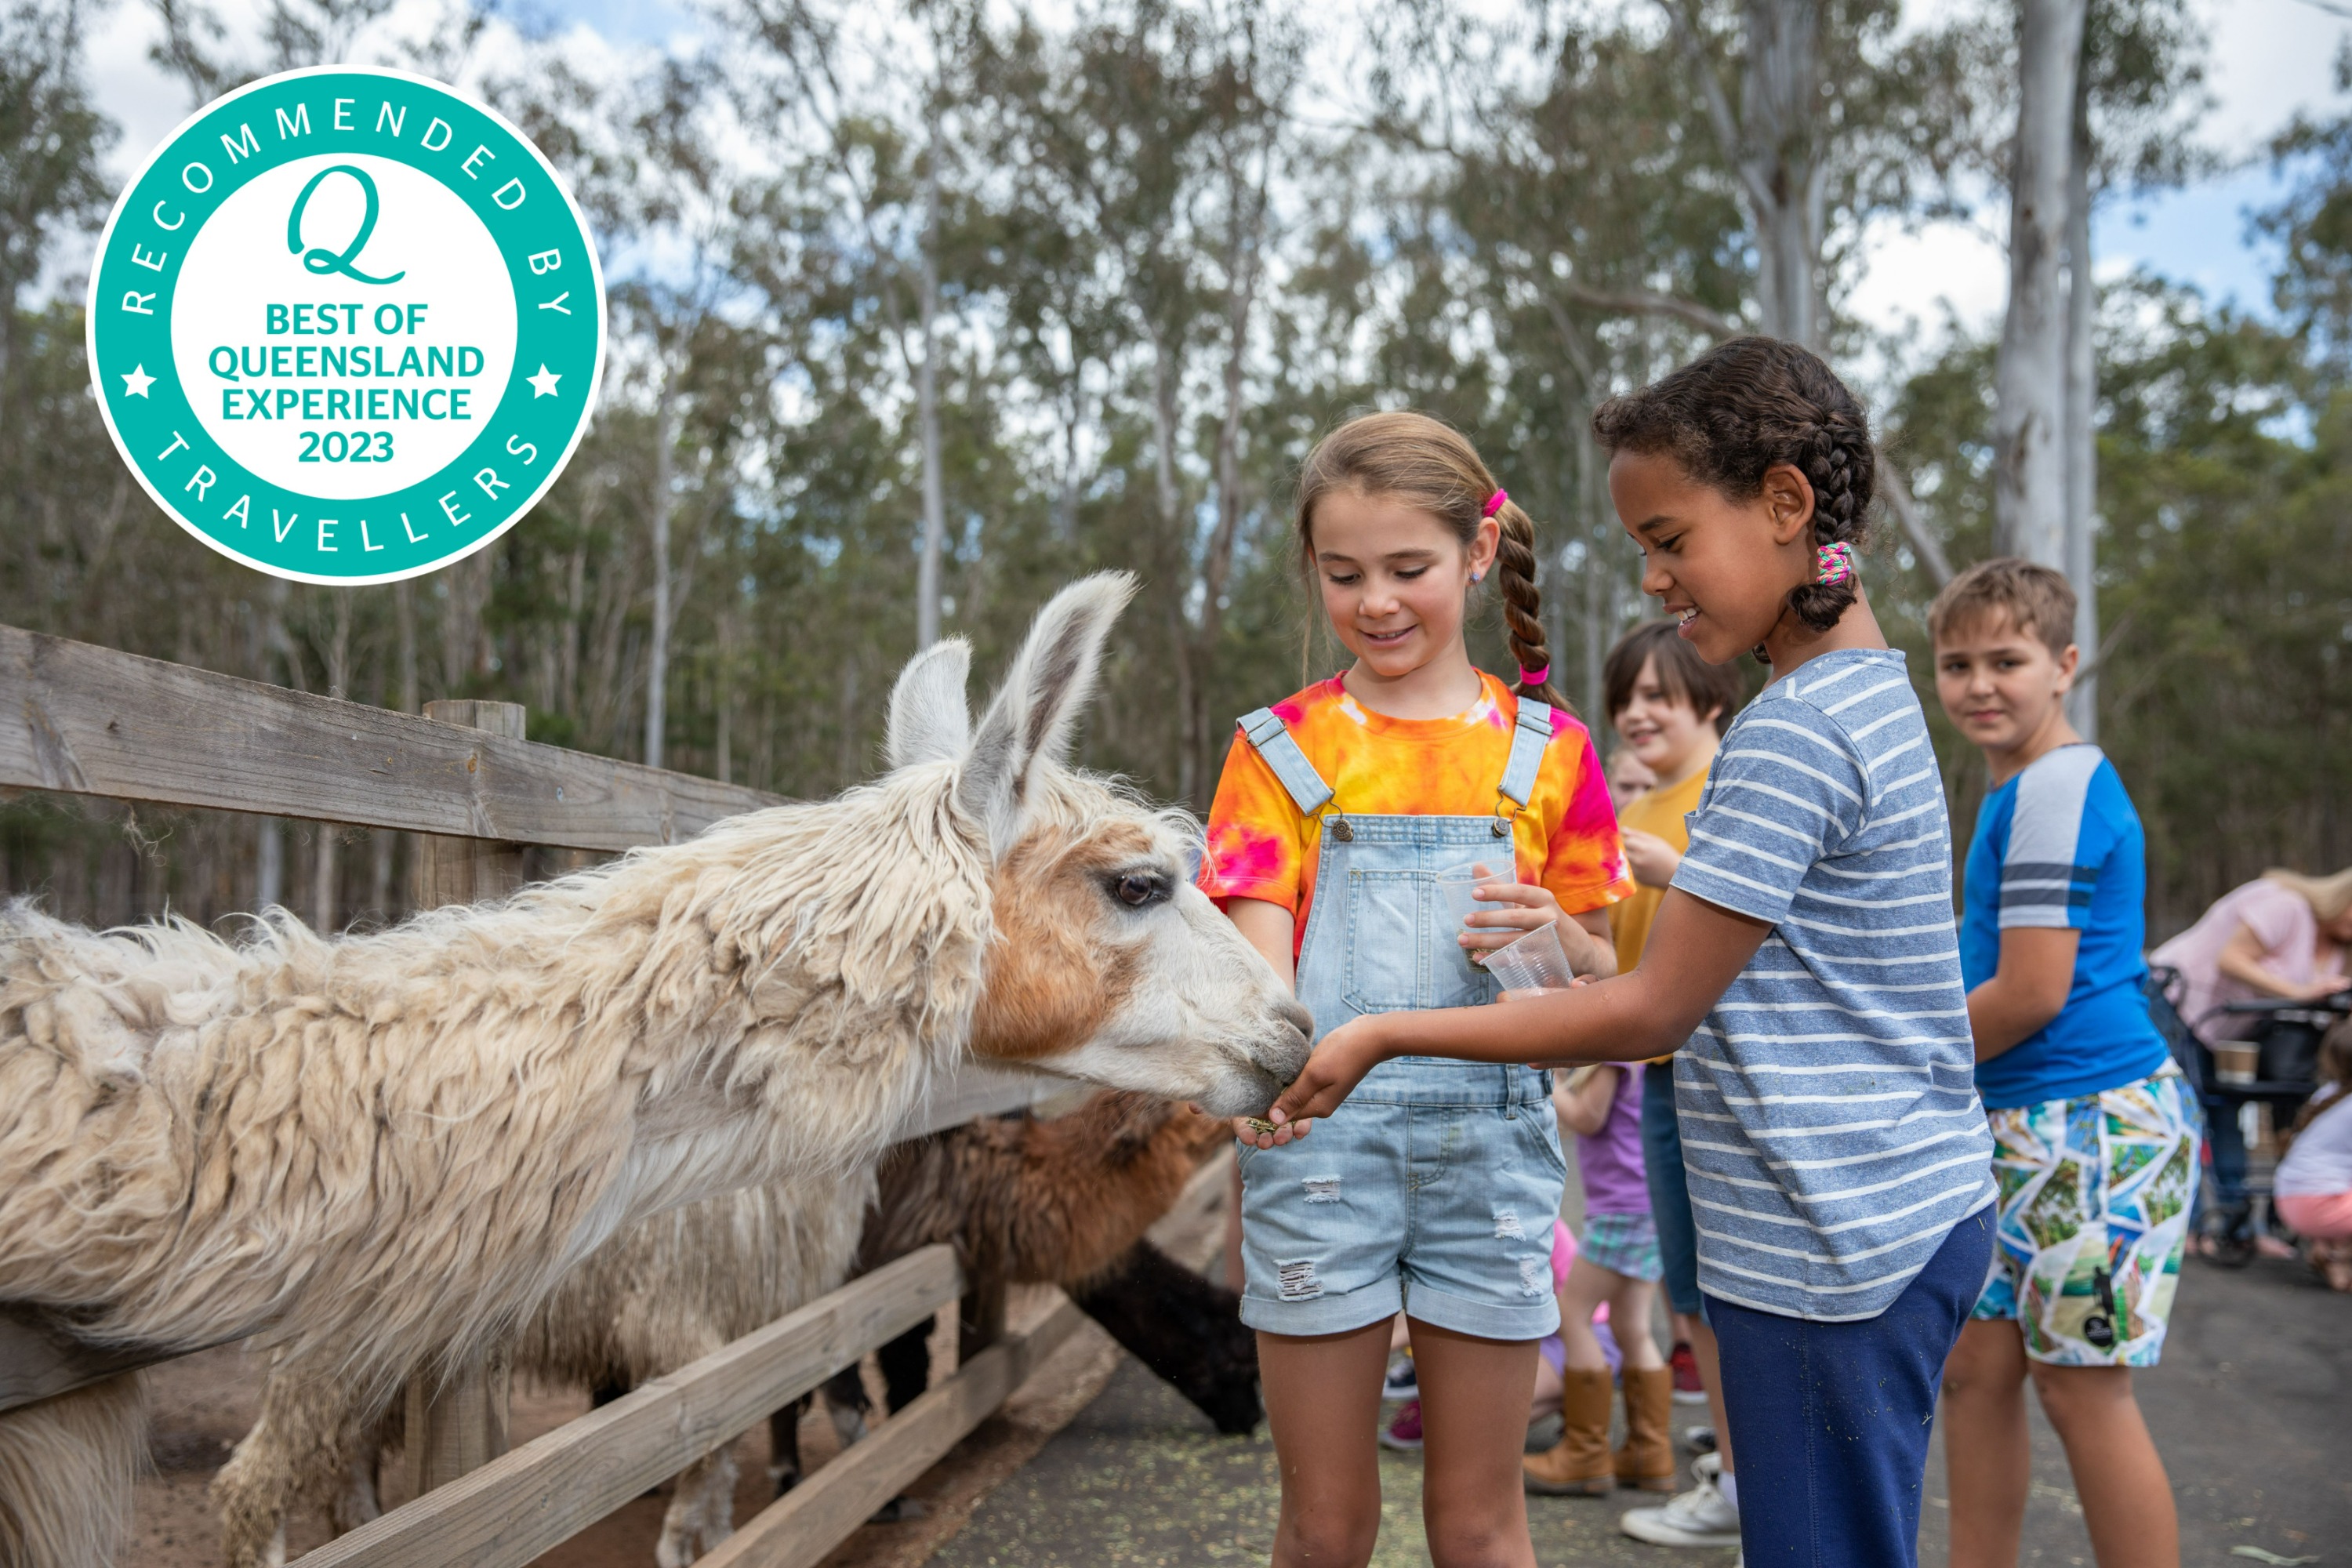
[1815,540,1857,586]
[1482,488,1509,518]
[1519,663,1550,688]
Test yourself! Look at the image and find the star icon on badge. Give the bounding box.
[122,365,156,398]
[528,364,562,398]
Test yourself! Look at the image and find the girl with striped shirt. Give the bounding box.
[1269,338,1996,1568]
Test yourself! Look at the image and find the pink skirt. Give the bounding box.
[2277,1189,2352,1240]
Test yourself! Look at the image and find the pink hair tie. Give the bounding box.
[1815,540,1857,586]
[1483,488,1509,518]
[1519,664,1550,689]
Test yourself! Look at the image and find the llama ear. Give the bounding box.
[885,638,971,770]
[959,572,1136,857]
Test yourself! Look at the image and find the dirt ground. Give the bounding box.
[931,1248,2350,1567]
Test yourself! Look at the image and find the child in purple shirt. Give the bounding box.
[1526,1062,1671,1495]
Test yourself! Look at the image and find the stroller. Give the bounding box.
[2146,965,2352,1267]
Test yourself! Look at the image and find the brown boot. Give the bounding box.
[1613,1366,1678,1491]
[1523,1368,1614,1496]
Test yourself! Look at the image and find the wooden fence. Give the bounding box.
[2,623,1074,1567]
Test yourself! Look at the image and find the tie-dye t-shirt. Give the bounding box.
[1200,672,1631,953]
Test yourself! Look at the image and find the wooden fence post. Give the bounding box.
[404,699,528,1497]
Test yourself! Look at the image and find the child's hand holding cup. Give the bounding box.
[1437,859,1566,963]
[1483,922,1577,996]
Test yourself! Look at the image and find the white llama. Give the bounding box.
[212,1169,877,1568]
[0,573,1311,1567]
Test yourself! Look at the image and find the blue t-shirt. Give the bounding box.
[1960,744,2172,1109]
[1671,649,1994,1323]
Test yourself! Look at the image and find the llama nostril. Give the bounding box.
[1277,998,1314,1039]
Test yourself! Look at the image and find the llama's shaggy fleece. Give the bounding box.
[212,1171,876,1568]
[0,574,1312,1567]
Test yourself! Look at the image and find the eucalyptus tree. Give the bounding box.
[1357,0,1744,713]
[971,0,1301,804]
[1992,0,2085,575]
[1928,0,2206,730]
[725,0,995,653]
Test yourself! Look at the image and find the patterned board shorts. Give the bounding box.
[1973,1069,2201,1367]
[1580,1210,1664,1283]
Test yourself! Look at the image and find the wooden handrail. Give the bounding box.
[292,1247,963,1568]
[696,1294,1088,1568]
[1,625,779,849]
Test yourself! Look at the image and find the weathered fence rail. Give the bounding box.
[1,624,761,849]
[2,623,1070,1566]
[299,1247,968,1568]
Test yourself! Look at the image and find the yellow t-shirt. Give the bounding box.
[1609,764,1708,973]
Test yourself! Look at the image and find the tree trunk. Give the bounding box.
[1146,332,1197,802]
[1994,0,2087,568]
[716,604,735,785]
[915,120,949,650]
[1672,0,1825,345]
[2063,77,2099,739]
[1189,172,1269,803]
[313,591,352,933]
[394,579,419,714]
[1578,418,1607,724]
[1740,0,1825,346]
[644,368,677,769]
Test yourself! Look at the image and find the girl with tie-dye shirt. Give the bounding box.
[1200,410,1628,1568]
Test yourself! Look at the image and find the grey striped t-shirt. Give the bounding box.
[1670,648,1994,1322]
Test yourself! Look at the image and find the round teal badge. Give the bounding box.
[86,66,606,584]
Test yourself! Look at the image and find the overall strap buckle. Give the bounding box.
[1493,700,1554,835]
[1237,707,1336,818]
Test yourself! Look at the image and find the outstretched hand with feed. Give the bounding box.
[1265,1014,1389,1127]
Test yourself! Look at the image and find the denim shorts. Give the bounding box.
[1640,1065,1704,1316]
[1238,1057,1566,1341]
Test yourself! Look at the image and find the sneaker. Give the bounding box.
[1382,1353,1419,1403]
[1668,1341,1708,1405]
[1682,1423,1715,1454]
[1618,1457,1740,1548]
[1378,1399,1424,1451]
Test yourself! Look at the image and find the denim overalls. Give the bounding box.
[1233,699,1568,1341]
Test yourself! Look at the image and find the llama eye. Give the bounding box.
[1113,873,1167,909]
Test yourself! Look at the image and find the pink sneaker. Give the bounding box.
[1379,1399,1424,1451]
[1669,1341,1708,1405]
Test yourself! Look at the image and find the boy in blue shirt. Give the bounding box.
[1931,558,2188,1568]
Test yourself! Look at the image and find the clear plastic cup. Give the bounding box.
[1436,857,1517,964]
[1484,922,1574,995]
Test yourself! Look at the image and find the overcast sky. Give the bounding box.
[76,0,2352,361]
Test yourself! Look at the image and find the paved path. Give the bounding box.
[932,1251,2348,1566]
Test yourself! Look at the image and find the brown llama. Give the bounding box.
[0,574,1312,1567]
[772,1091,1250,1492]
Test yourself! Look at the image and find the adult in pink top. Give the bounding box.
[2152,869,2352,1040]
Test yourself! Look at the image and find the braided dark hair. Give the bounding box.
[1590,336,1875,635]
[1296,410,1572,714]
